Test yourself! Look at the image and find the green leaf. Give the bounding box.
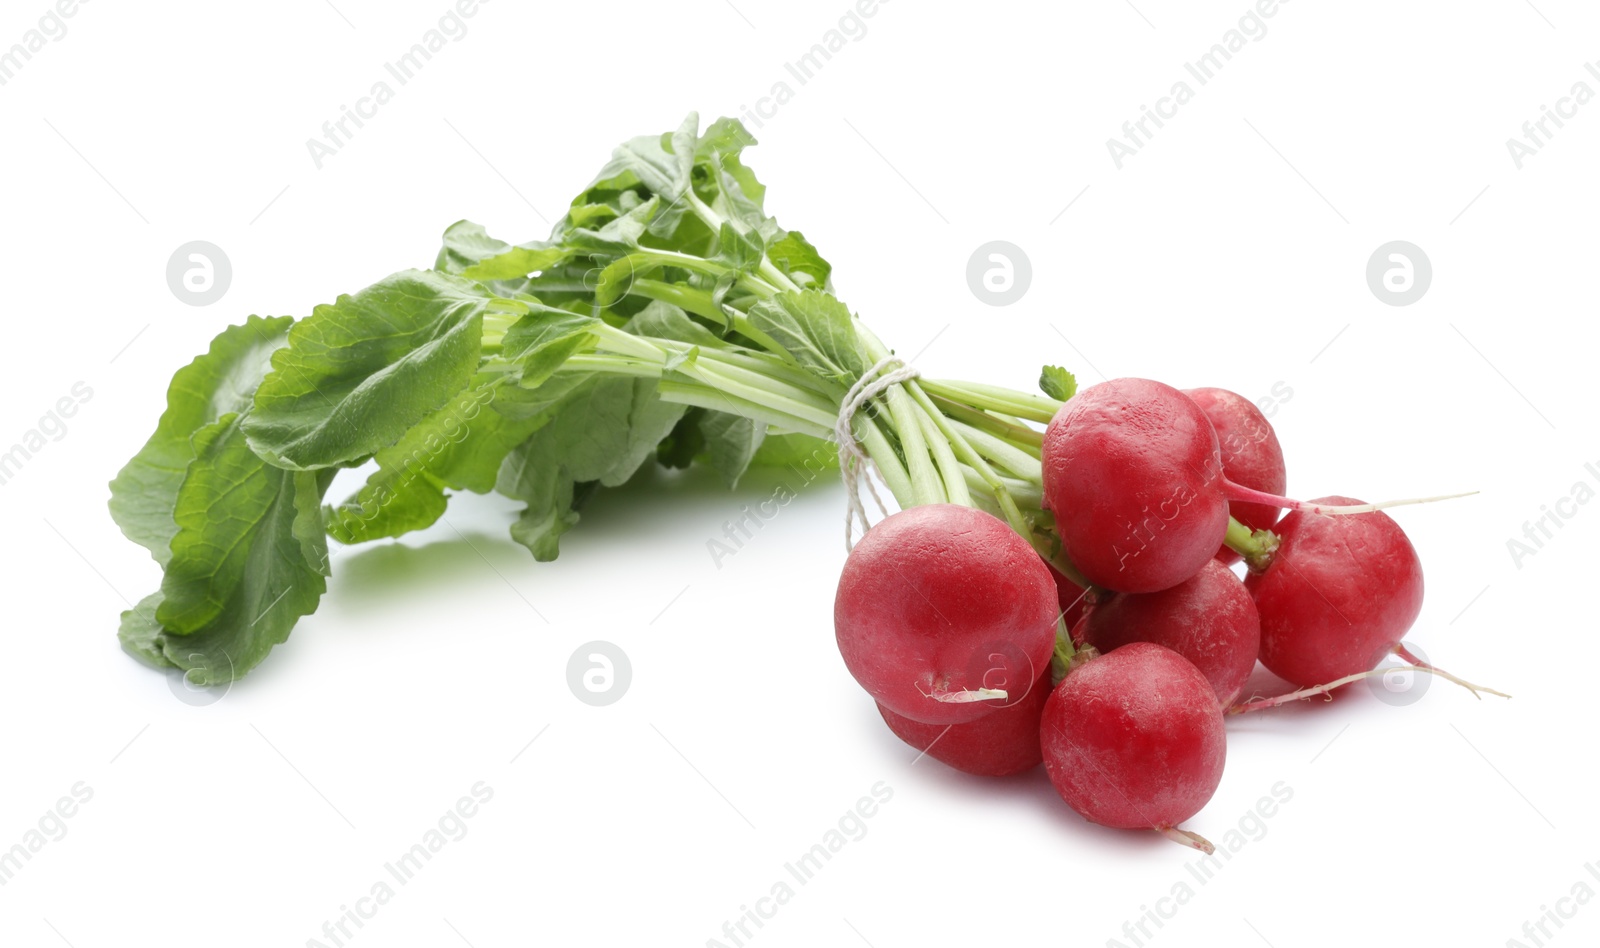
[435,220,510,275]
[517,260,610,310]
[569,195,662,256]
[626,300,728,349]
[494,371,592,422]
[693,117,767,227]
[1039,365,1077,402]
[751,431,839,470]
[502,308,602,386]
[496,381,616,561]
[656,408,707,469]
[694,116,760,167]
[326,462,446,546]
[571,114,762,248]
[767,230,831,289]
[560,114,741,251]
[326,381,554,545]
[294,470,334,576]
[590,257,637,308]
[153,415,333,683]
[603,381,688,488]
[507,476,578,561]
[119,591,174,669]
[110,316,293,566]
[699,412,766,488]
[463,242,575,282]
[567,203,618,230]
[714,222,765,272]
[747,290,867,386]
[497,378,686,560]
[601,191,665,245]
[600,112,697,204]
[243,270,490,470]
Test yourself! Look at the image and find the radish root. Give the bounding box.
[926,686,1009,704]
[1228,644,1509,713]
[1394,642,1510,699]
[1221,478,1478,517]
[1157,825,1215,854]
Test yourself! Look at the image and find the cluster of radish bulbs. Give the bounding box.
[834,378,1497,851]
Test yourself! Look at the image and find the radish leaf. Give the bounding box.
[244,270,489,470]
[110,315,293,566]
[748,290,866,385]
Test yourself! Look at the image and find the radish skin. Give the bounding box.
[834,505,1059,725]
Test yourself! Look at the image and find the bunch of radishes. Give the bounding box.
[835,377,1498,852]
[108,112,1494,850]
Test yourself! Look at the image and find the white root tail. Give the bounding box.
[1394,643,1510,699]
[929,687,1009,704]
[1228,643,1510,713]
[1229,667,1402,713]
[1307,491,1480,516]
[1157,825,1215,854]
[1220,478,1479,517]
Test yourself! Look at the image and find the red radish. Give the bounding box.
[1184,387,1286,565]
[1042,378,1230,593]
[1041,643,1225,851]
[1076,559,1260,705]
[1245,497,1423,687]
[1045,561,1091,629]
[834,504,1059,725]
[875,672,1051,776]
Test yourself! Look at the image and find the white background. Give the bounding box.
[1,1,1596,946]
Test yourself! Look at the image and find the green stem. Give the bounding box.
[958,468,1043,510]
[622,281,795,365]
[606,249,782,304]
[843,323,945,508]
[591,324,839,425]
[946,421,1043,484]
[1029,530,1095,593]
[687,190,808,298]
[1224,517,1279,572]
[654,381,832,440]
[560,354,663,379]
[591,323,667,362]
[684,362,840,432]
[668,352,837,414]
[853,412,915,509]
[629,278,726,322]
[913,404,971,507]
[557,344,839,436]
[905,380,1027,537]
[927,393,1044,450]
[710,349,844,400]
[920,379,1061,424]
[759,258,805,295]
[882,384,944,506]
[1051,615,1077,685]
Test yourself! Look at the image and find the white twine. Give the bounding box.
[836,355,920,549]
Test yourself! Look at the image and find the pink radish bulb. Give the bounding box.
[1184,387,1287,565]
[1042,378,1230,593]
[1245,496,1424,687]
[875,672,1052,776]
[1041,643,1225,843]
[834,504,1059,725]
[1076,559,1261,705]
